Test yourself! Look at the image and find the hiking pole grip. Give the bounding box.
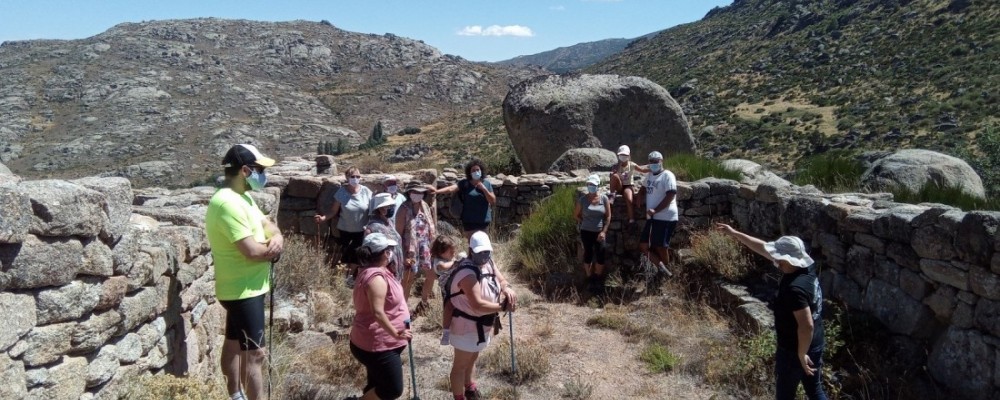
[508,311,517,374]
[404,319,420,400]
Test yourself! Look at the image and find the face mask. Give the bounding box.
[471,251,491,265]
[410,193,424,203]
[246,169,267,191]
[386,249,395,265]
[618,155,628,162]
[387,185,398,194]
[348,177,360,186]
[587,185,598,194]
[649,163,662,173]
[471,171,482,180]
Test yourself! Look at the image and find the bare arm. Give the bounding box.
[648,191,676,216]
[793,307,817,376]
[601,197,611,236]
[632,162,650,173]
[474,180,497,205]
[314,200,342,223]
[714,223,772,261]
[492,263,518,311]
[435,183,459,195]
[262,218,284,258]
[365,275,411,340]
[458,275,505,314]
[235,236,276,261]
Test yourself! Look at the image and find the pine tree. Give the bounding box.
[317,141,326,155]
[336,138,346,155]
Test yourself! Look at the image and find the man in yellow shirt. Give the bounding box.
[205,144,284,400]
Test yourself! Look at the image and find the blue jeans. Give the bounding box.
[775,346,827,400]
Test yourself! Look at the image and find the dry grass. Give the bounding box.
[689,229,753,282]
[271,333,366,399]
[560,377,594,399]
[117,374,228,400]
[273,234,339,298]
[481,336,551,385]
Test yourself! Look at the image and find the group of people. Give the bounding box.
[574,145,680,294]
[206,143,828,400]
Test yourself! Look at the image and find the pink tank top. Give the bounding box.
[350,267,410,352]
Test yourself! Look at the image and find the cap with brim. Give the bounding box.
[222,144,276,168]
[586,174,601,186]
[361,232,398,253]
[617,145,631,156]
[764,236,814,268]
[383,175,398,184]
[470,231,493,253]
[648,151,663,161]
[404,181,430,193]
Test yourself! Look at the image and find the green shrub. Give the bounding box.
[664,153,742,181]
[640,343,681,373]
[970,124,1000,197]
[514,186,579,283]
[792,150,865,193]
[889,183,1000,211]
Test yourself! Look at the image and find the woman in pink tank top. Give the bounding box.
[349,233,412,399]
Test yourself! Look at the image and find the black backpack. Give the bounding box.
[448,180,468,220]
[443,258,501,344]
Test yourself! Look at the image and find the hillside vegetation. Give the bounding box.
[589,0,998,172]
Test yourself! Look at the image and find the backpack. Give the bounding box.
[448,180,467,220]
[443,258,501,344]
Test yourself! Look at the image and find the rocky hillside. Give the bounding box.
[495,36,649,73]
[589,0,998,170]
[0,18,542,187]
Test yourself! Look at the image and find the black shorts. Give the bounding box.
[350,342,405,399]
[338,229,365,264]
[462,221,490,233]
[641,220,678,249]
[219,294,266,350]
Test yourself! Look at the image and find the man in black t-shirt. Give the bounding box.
[716,223,828,400]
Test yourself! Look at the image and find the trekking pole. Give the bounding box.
[404,319,421,400]
[268,256,278,400]
[508,311,518,374]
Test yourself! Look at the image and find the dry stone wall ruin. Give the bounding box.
[2,154,998,399]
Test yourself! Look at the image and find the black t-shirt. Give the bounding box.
[774,268,824,352]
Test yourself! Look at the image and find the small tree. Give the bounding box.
[335,138,346,155]
[317,141,325,155]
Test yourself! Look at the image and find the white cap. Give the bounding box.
[586,174,601,186]
[361,232,398,253]
[616,145,631,156]
[383,174,398,184]
[648,151,664,161]
[764,236,815,268]
[371,193,396,210]
[470,231,493,253]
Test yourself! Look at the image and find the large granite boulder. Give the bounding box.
[721,159,792,187]
[548,148,617,173]
[860,149,985,199]
[503,74,696,173]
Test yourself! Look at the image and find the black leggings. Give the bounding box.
[580,230,606,265]
[339,229,365,264]
[350,342,405,399]
[219,294,266,350]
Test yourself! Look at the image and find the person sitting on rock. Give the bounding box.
[609,145,649,227]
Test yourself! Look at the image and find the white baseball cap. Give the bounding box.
[361,232,398,253]
[648,151,664,161]
[470,231,493,253]
[616,145,631,156]
[586,174,601,186]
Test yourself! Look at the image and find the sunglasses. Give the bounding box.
[350,175,362,179]
[247,165,265,173]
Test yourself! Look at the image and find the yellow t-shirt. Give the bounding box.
[205,188,271,301]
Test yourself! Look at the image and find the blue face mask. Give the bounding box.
[649,163,662,173]
[247,169,267,191]
[471,251,491,265]
[471,171,482,180]
[587,185,598,194]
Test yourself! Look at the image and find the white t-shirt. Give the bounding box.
[643,170,679,222]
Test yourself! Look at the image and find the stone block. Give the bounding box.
[953,302,975,329]
[0,292,36,352]
[911,224,956,260]
[0,353,27,399]
[863,278,936,338]
[177,255,211,288]
[994,253,1000,275]
[957,290,978,305]
[924,285,957,322]
[846,245,875,286]
[279,196,317,212]
[114,333,143,364]
[874,259,900,285]
[111,226,140,276]
[118,287,160,332]
[970,267,1000,301]
[838,209,878,233]
[816,232,846,259]
[920,259,969,291]
[899,268,931,300]
[286,176,325,199]
[138,317,167,354]
[928,328,994,400]
[0,187,31,244]
[872,210,918,243]
[80,238,113,277]
[833,272,863,310]
[97,276,129,311]
[71,310,121,353]
[975,298,1000,337]
[17,180,108,237]
[35,279,102,325]
[853,233,885,254]
[955,212,1000,265]
[20,322,75,367]
[887,241,920,270]
[25,356,87,400]
[73,176,132,243]
[1,235,84,289]
[25,367,47,388]
[159,225,208,264]
[755,184,782,203]
[86,345,118,388]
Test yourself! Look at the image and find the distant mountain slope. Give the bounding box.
[589,0,999,169]
[0,18,541,187]
[496,37,642,73]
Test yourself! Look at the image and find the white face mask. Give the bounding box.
[387,185,398,194]
[348,177,360,186]
[471,170,482,180]
[410,193,424,203]
[618,155,628,162]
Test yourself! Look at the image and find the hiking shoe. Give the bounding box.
[657,263,673,278]
[464,387,481,400]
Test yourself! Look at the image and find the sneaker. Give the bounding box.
[345,275,355,289]
[657,263,673,278]
[464,387,481,400]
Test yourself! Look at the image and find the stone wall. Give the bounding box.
[0,177,279,399]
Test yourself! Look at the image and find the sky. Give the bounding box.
[0,0,733,62]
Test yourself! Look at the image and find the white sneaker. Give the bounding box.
[345,275,356,289]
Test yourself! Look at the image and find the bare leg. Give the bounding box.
[451,349,480,397]
[221,339,242,396]
[243,348,267,400]
[402,269,416,298]
[623,187,636,223]
[653,247,671,266]
[420,268,436,303]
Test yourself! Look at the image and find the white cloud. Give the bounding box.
[550,5,566,11]
[457,25,534,37]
